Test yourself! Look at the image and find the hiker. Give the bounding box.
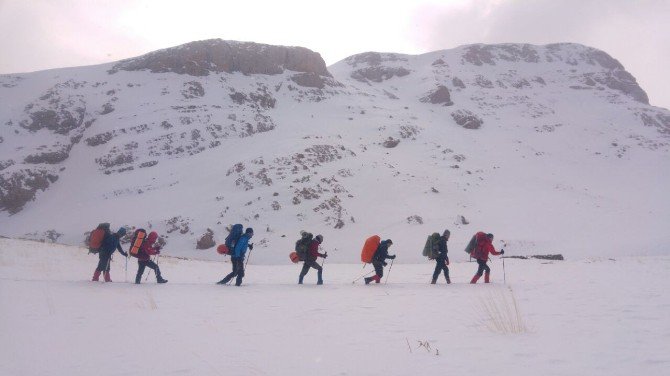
[135,231,167,284]
[299,234,327,285]
[365,239,396,284]
[92,227,128,282]
[470,232,504,284]
[431,230,451,284]
[217,227,254,286]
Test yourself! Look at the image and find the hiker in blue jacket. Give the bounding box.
[217,228,254,286]
[92,227,128,282]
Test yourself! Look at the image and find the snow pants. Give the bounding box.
[95,250,113,272]
[136,259,161,283]
[299,260,323,283]
[432,258,450,281]
[475,259,490,276]
[372,260,385,278]
[220,257,245,286]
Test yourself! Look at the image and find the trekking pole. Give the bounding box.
[384,259,395,284]
[145,256,155,282]
[502,255,506,284]
[125,253,128,283]
[245,247,254,269]
[352,268,375,284]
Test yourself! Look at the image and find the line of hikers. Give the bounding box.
[87,223,504,286]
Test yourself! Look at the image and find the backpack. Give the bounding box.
[422,232,441,259]
[88,223,110,254]
[225,224,244,251]
[128,229,147,258]
[295,231,313,261]
[464,232,480,255]
[361,235,381,263]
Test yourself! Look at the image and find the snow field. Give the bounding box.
[1,238,669,376]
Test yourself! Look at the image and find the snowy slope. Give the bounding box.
[1,238,669,376]
[1,40,669,263]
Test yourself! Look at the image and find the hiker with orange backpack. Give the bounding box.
[135,231,167,284]
[469,232,504,284]
[92,227,128,282]
[365,239,395,284]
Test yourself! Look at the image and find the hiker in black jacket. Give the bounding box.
[431,230,451,284]
[365,239,395,284]
[92,227,128,282]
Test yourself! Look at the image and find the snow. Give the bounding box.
[1,237,669,375]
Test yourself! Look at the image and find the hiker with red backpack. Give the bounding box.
[365,239,396,284]
[91,227,128,282]
[469,232,504,284]
[135,231,167,284]
[299,234,327,285]
[217,227,254,286]
[431,230,451,284]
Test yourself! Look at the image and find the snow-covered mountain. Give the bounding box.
[1,39,668,263]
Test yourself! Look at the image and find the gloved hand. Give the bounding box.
[500,249,505,255]
[383,262,388,266]
[248,243,254,250]
[322,253,328,259]
[445,258,450,266]
[389,255,396,259]
[155,250,161,255]
[155,246,161,252]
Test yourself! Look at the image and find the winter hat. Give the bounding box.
[117,227,127,236]
[486,233,494,240]
[245,227,254,234]
[443,229,451,237]
[315,234,323,243]
[386,239,393,245]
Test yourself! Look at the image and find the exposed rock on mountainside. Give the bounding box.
[109,39,333,78]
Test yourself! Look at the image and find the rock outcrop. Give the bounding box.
[109,39,332,77]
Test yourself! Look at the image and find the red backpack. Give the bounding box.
[88,223,110,254]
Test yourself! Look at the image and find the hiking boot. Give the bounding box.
[430,278,437,285]
[364,277,372,285]
[216,279,227,285]
[157,277,168,284]
[298,276,304,284]
[317,280,323,285]
[103,272,112,282]
[446,278,451,284]
[484,272,490,283]
[92,270,101,282]
[470,274,481,284]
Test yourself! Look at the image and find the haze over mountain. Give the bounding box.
[1,39,668,263]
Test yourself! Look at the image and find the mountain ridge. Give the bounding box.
[1,40,668,263]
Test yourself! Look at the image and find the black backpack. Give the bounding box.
[295,232,313,261]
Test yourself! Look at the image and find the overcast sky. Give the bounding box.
[1,0,668,109]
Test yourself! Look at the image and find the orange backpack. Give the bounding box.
[88,223,110,254]
[128,229,147,258]
[361,235,381,263]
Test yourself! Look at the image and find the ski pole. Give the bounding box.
[145,256,155,281]
[245,247,253,269]
[352,267,375,283]
[385,259,395,284]
[502,255,506,284]
[125,253,128,283]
